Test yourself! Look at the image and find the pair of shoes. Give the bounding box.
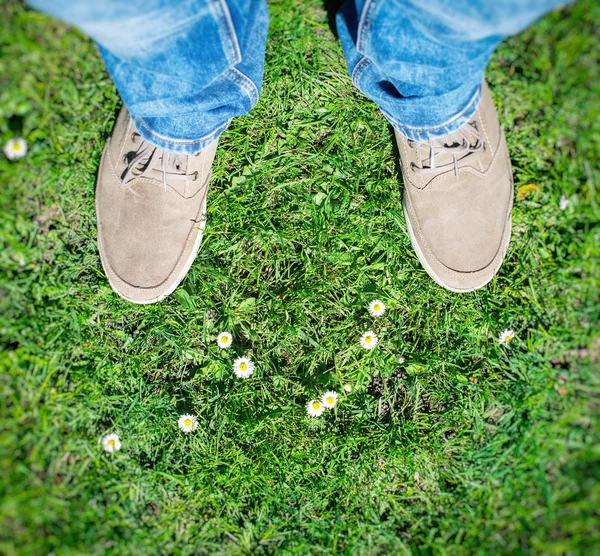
[96,81,513,303]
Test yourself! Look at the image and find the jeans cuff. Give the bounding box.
[386,85,482,142]
[132,116,231,155]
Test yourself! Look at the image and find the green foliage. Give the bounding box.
[1,0,598,554]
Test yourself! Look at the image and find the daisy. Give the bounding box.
[306,399,325,417]
[233,356,255,379]
[216,331,232,349]
[368,299,386,317]
[177,414,198,432]
[343,384,352,393]
[360,330,378,350]
[322,391,338,409]
[498,329,515,345]
[102,433,121,453]
[559,195,569,210]
[3,138,27,160]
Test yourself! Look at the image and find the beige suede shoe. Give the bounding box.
[96,108,217,304]
[395,82,514,292]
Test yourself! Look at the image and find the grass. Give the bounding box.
[1,0,599,553]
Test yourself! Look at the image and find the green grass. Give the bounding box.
[1,0,599,554]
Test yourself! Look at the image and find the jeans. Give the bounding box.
[29,0,565,153]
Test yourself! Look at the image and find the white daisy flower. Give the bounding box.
[233,356,255,379]
[177,414,198,432]
[559,195,569,210]
[306,399,325,417]
[343,384,352,393]
[322,391,338,409]
[216,331,232,349]
[3,138,27,160]
[498,329,516,345]
[102,433,121,453]
[360,330,378,350]
[368,299,386,317]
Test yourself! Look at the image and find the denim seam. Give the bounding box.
[356,0,379,55]
[216,0,242,64]
[387,86,482,134]
[226,67,259,106]
[351,56,371,88]
[134,116,231,146]
[209,0,240,65]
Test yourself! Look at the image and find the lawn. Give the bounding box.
[1,0,599,554]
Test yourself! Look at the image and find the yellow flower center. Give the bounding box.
[312,402,320,410]
[108,439,115,447]
[184,419,192,427]
[506,336,512,343]
[366,336,373,343]
[374,304,380,312]
[221,336,228,343]
[240,363,247,371]
[12,143,20,151]
[327,397,334,404]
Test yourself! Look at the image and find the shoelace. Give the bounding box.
[121,132,198,191]
[409,123,483,177]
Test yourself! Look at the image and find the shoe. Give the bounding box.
[394,81,514,292]
[96,108,217,304]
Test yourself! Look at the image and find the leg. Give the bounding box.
[337,0,568,292]
[337,0,566,141]
[29,0,269,154]
[29,0,269,303]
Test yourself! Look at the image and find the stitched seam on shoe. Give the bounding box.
[478,99,493,173]
[193,150,209,199]
[134,117,230,146]
[399,134,422,190]
[103,210,202,296]
[199,151,206,188]
[389,86,482,134]
[405,194,506,278]
[106,145,126,189]
[117,116,133,167]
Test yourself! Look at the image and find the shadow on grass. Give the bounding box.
[322,0,344,37]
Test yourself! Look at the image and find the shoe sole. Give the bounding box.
[97,195,207,305]
[402,194,513,293]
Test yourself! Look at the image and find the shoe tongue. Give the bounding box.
[161,151,188,175]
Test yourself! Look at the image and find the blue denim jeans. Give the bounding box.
[29,0,269,154]
[337,0,565,141]
[30,0,564,153]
